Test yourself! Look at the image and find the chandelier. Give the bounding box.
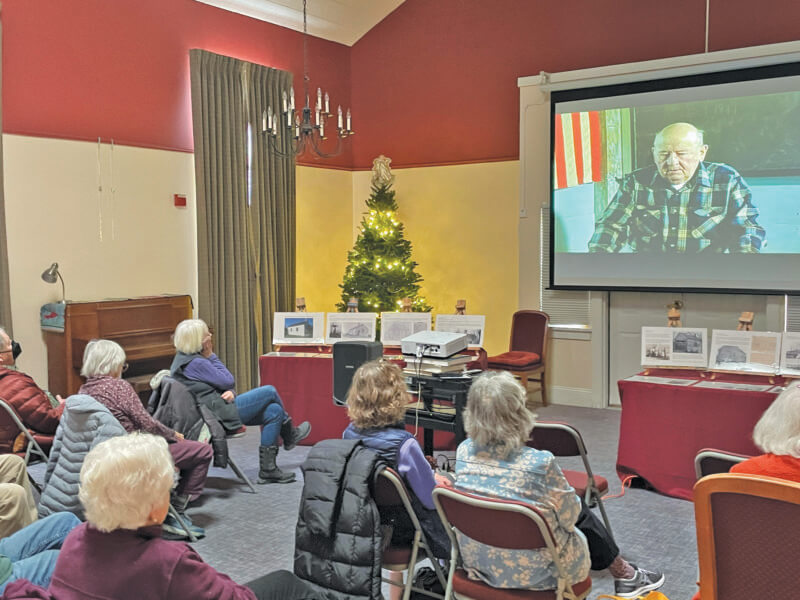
[262,0,354,158]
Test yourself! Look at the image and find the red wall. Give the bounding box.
[3,0,800,170]
[2,0,352,167]
[349,0,800,169]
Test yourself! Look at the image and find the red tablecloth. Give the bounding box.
[616,369,783,501]
[259,352,480,449]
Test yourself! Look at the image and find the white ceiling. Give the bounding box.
[194,0,405,46]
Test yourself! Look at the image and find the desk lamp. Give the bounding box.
[41,262,66,303]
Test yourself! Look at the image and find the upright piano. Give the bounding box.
[43,295,193,397]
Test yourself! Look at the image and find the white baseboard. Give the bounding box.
[547,386,597,408]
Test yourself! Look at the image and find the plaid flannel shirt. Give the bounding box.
[588,162,765,253]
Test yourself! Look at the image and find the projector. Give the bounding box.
[401,331,468,359]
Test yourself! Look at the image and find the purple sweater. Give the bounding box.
[183,353,235,392]
[47,523,256,600]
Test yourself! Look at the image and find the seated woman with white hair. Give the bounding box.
[20,433,314,600]
[454,371,664,599]
[170,319,310,485]
[78,339,213,540]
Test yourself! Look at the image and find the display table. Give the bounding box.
[616,369,783,501]
[259,348,486,449]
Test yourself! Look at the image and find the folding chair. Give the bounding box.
[432,486,592,600]
[0,397,50,491]
[694,473,800,600]
[694,448,750,480]
[375,467,446,600]
[527,421,613,541]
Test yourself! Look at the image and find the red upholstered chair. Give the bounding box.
[375,467,446,600]
[432,486,591,600]
[527,421,614,542]
[694,448,750,480]
[486,310,549,405]
[694,473,800,600]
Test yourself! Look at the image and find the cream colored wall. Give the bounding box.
[352,161,519,356]
[3,135,198,386]
[295,166,353,313]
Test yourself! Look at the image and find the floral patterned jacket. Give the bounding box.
[454,440,590,590]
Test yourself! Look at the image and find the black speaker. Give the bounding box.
[332,341,383,406]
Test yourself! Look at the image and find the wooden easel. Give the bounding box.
[346,297,359,313]
[295,297,306,312]
[737,312,754,331]
[455,299,466,315]
[400,297,412,312]
[667,301,683,327]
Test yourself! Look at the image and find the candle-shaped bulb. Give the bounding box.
[295,114,300,138]
[337,105,343,129]
[289,87,295,110]
[287,109,292,127]
[315,109,320,126]
[320,118,325,138]
[346,108,352,132]
[282,91,288,112]
[262,110,268,132]
[324,92,330,114]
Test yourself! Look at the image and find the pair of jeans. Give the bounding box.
[234,385,287,446]
[0,512,81,592]
[245,569,316,600]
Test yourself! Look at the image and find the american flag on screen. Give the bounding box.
[553,111,603,189]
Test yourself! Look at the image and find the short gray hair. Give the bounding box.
[753,383,800,458]
[173,319,208,355]
[79,433,174,532]
[80,339,126,377]
[464,371,536,458]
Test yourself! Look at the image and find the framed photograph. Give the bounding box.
[326,312,378,344]
[780,332,800,377]
[380,312,432,346]
[434,314,486,348]
[641,327,708,368]
[708,329,782,375]
[272,312,325,345]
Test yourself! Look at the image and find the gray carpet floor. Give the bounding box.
[31,404,699,599]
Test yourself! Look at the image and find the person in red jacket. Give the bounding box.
[0,328,63,454]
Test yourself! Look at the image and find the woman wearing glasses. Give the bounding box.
[79,339,212,539]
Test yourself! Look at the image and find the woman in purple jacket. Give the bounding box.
[170,319,310,485]
[36,433,315,600]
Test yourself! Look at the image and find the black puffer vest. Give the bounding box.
[294,439,386,600]
[169,352,242,432]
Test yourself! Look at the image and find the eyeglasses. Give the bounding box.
[122,363,129,373]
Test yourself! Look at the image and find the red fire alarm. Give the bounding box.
[174,194,187,207]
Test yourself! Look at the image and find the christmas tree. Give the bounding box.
[337,157,431,313]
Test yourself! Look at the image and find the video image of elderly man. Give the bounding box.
[588,122,766,253]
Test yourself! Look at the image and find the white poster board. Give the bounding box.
[708,329,782,374]
[435,314,486,348]
[326,312,378,344]
[272,312,325,345]
[779,332,800,377]
[380,312,432,346]
[641,327,708,368]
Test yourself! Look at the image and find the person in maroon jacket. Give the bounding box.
[0,328,63,455]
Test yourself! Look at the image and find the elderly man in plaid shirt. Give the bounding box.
[588,122,765,253]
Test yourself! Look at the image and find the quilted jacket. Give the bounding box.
[38,394,126,519]
[0,368,63,453]
[294,439,386,600]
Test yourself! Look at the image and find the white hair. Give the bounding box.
[173,319,208,354]
[81,339,126,377]
[752,382,800,458]
[464,371,536,459]
[79,433,174,532]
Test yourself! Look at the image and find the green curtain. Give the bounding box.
[190,50,296,390]
[0,7,11,333]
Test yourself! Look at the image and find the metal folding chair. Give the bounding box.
[694,448,750,480]
[375,467,446,600]
[433,486,592,599]
[528,420,614,542]
[0,397,50,491]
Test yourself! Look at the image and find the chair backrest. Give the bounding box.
[509,310,549,358]
[374,467,422,531]
[433,486,553,552]
[694,473,800,600]
[0,397,49,463]
[694,448,750,480]
[528,421,585,458]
